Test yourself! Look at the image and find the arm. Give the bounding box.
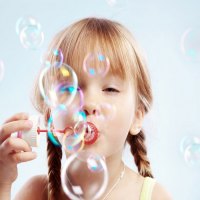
[0,183,11,200]
[13,175,47,200]
[152,182,173,200]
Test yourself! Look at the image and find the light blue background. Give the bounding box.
[0,0,200,199]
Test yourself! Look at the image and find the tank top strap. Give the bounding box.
[140,177,156,200]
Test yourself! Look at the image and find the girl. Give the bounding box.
[0,17,172,200]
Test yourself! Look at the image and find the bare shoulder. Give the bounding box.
[152,181,173,200]
[13,175,48,200]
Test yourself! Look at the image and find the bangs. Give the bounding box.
[42,18,136,92]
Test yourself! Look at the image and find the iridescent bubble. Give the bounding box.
[41,48,63,68]
[16,16,40,35]
[83,52,110,77]
[61,151,108,200]
[50,107,86,147]
[180,135,200,153]
[180,28,200,62]
[87,154,104,173]
[62,128,85,154]
[0,60,5,81]
[39,63,78,109]
[19,24,44,50]
[47,114,61,147]
[180,135,200,167]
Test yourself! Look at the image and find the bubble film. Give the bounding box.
[180,135,200,167]
[61,151,108,200]
[41,48,63,68]
[16,16,40,35]
[83,52,110,77]
[19,25,44,50]
[39,63,78,109]
[181,28,200,62]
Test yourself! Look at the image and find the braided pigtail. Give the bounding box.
[45,110,63,200]
[127,129,153,178]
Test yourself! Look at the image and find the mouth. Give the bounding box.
[84,122,99,145]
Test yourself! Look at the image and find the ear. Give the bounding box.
[129,107,145,135]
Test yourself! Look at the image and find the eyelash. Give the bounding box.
[103,87,119,93]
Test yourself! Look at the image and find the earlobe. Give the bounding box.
[129,108,144,135]
[129,127,141,135]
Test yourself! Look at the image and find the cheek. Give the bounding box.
[107,102,135,145]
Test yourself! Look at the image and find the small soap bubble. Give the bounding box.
[180,27,200,62]
[180,135,200,167]
[61,151,108,200]
[39,63,78,109]
[19,25,44,50]
[41,48,63,68]
[184,143,200,167]
[16,16,40,35]
[62,129,85,154]
[83,52,110,77]
[16,16,44,50]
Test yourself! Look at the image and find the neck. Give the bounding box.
[101,150,124,199]
[106,150,124,185]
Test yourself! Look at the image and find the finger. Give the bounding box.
[1,137,32,155]
[10,151,37,164]
[0,120,33,143]
[3,113,29,124]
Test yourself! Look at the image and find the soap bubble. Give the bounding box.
[49,106,87,148]
[16,16,44,50]
[180,27,200,62]
[61,151,108,200]
[180,135,200,167]
[0,60,5,81]
[41,48,63,68]
[19,25,44,50]
[184,143,200,167]
[83,52,110,77]
[39,63,78,109]
[16,16,40,35]
[62,127,85,154]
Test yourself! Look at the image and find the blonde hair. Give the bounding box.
[32,17,153,199]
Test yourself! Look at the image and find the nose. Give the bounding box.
[82,102,99,116]
[82,91,100,116]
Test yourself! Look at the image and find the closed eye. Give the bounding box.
[103,87,119,93]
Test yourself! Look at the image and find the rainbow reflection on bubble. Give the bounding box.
[16,16,40,35]
[83,52,110,77]
[39,63,78,109]
[41,48,63,68]
[62,129,85,154]
[61,151,108,200]
[180,27,200,62]
[16,16,44,50]
[180,135,200,167]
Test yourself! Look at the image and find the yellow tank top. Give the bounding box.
[140,177,156,200]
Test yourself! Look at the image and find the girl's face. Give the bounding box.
[75,72,137,157]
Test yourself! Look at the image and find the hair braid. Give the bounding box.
[45,110,63,200]
[127,129,154,178]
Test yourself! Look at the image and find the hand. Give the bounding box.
[0,113,37,185]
